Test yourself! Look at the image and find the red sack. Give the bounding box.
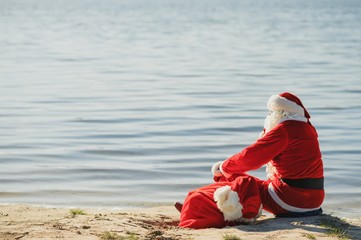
[179,176,262,229]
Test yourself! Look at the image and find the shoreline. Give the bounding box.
[1,204,360,240]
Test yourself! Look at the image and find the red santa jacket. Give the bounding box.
[220,120,324,212]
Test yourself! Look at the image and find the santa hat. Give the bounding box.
[267,92,311,119]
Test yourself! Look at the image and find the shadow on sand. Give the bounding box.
[236,214,361,239]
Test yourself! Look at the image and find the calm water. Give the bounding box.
[0,0,360,218]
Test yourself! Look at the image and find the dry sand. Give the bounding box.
[0,204,360,240]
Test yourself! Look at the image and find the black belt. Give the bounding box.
[280,177,324,190]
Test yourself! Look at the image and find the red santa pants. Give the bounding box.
[215,173,324,216]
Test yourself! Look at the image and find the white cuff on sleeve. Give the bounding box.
[211,161,224,177]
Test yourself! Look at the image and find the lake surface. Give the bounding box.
[0,0,360,218]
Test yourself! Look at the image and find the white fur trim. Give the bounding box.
[268,183,321,212]
[219,161,232,179]
[211,161,223,177]
[267,95,305,116]
[214,186,243,221]
[279,114,307,123]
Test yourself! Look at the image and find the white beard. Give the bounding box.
[263,110,308,134]
[264,111,283,133]
[263,111,284,179]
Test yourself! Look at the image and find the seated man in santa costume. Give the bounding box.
[177,92,324,229]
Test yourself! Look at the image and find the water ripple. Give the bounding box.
[0,0,360,216]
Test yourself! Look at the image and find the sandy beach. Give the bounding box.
[0,204,360,240]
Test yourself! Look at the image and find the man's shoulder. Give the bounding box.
[272,120,308,136]
[278,120,317,137]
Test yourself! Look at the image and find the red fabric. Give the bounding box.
[221,120,324,213]
[179,117,325,228]
[215,174,289,214]
[222,121,323,179]
[179,176,261,229]
[266,178,324,210]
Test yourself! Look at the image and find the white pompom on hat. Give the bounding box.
[267,92,311,119]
